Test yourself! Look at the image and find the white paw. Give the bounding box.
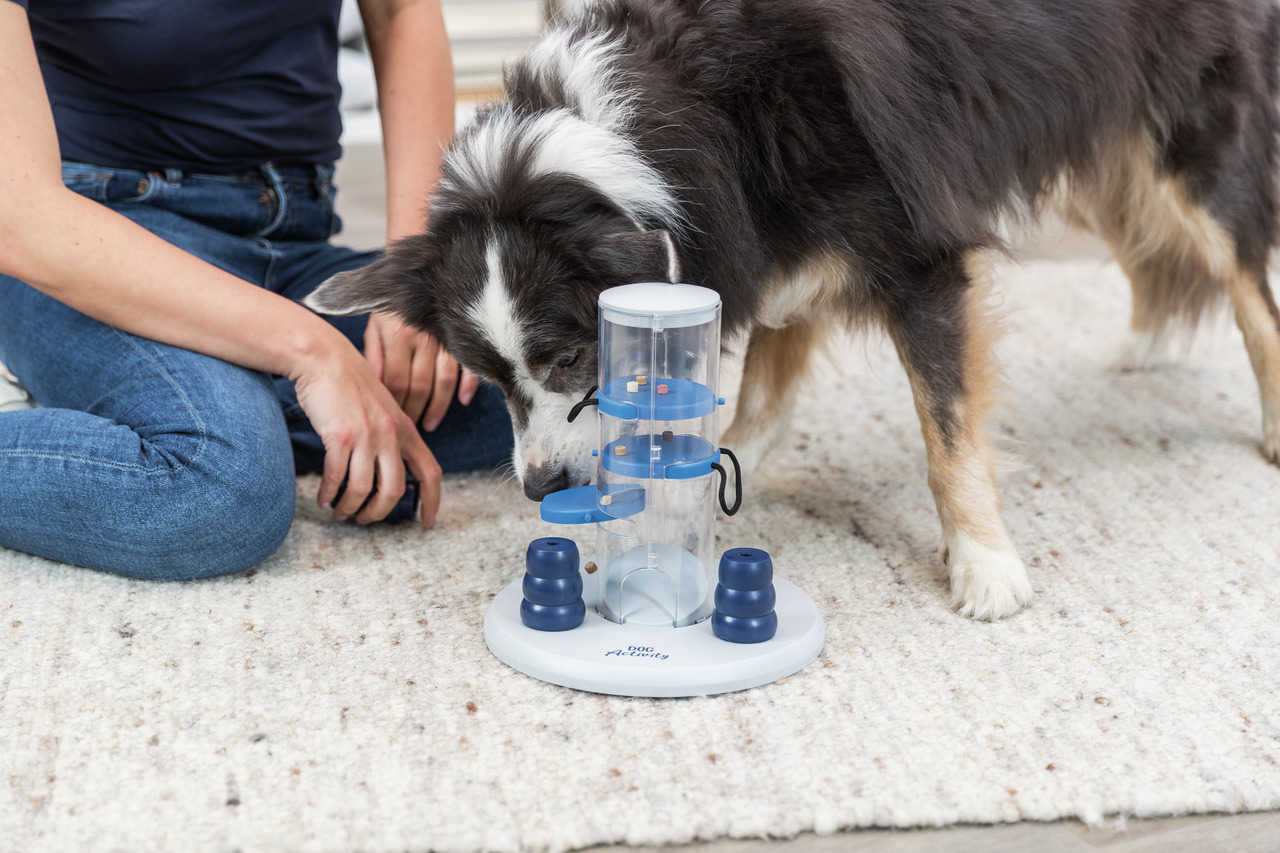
[944,533,1033,621]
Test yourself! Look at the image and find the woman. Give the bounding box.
[0,0,513,579]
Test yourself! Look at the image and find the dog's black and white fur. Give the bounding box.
[308,0,1280,620]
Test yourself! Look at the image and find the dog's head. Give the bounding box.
[306,109,684,500]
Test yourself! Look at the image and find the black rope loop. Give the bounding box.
[567,385,599,423]
[709,446,743,516]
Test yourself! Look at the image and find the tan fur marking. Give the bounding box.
[901,252,1008,552]
[722,251,859,477]
[1062,126,1233,351]
[1223,269,1280,462]
[725,322,824,464]
[755,250,858,330]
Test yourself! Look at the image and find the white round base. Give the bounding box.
[484,571,825,697]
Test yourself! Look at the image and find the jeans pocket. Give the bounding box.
[61,163,114,203]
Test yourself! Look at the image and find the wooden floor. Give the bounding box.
[591,812,1280,853]
[331,140,1279,853]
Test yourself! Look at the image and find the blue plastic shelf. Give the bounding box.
[539,483,647,524]
[601,433,719,480]
[597,377,717,421]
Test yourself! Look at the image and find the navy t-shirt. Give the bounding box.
[10,0,344,172]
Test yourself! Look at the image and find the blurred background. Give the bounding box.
[333,0,551,248]
[338,0,545,130]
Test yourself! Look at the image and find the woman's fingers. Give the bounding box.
[402,435,443,528]
[352,450,407,525]
[403,333,439,426]
[422,347,459,431]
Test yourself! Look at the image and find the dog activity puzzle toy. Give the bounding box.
[484,283,825,697]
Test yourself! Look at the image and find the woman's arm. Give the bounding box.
[358,0,481,431]
[0,3,442,527]
[359,0,455,244]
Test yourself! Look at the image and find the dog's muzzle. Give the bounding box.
[523,463,583,501]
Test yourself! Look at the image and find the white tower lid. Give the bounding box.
[599,283,720,328]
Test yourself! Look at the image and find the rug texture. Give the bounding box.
[3,259,1279,853]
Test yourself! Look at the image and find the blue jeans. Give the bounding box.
[0,161,514,580]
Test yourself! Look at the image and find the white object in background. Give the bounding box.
[338,47,378,113]
[0,373,36,412]
[338,0,363,43]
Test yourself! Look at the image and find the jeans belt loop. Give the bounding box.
[312,163,332,200]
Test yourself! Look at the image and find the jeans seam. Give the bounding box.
[0,449,167,472]
[261,241,280,292]
[107,326,209,471]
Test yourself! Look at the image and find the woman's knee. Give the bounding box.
[123,442,298,581]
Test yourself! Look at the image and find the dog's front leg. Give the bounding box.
[722,321,822,487]
[883,252,1032,620]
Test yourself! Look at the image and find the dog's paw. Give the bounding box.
[944,534,1033,621]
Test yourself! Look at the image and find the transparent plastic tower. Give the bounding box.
[484,283,824,697]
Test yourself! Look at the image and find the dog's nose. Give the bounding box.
[523,464,573,501]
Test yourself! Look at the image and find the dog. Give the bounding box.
[306,0,1280,620]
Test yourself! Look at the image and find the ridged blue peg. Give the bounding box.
[520,598,587,632]
[520,537,586,631]
[524,537,581,579]
[716,548,774,590]
[522,572,584,606]
[713,584,777,618]
[711,611,779,644]
[712,547,778,643]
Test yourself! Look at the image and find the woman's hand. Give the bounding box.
[364,309,479,431]
[294,326,442,526]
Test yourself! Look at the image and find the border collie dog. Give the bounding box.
[309,0,1280,620]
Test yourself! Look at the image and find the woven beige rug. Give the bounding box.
[3,259,1279,852]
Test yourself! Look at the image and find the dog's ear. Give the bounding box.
[586,229,682,285]
[304,234,436,318]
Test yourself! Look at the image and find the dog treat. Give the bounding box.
[656,384,669,395]
[636,375,648,386]
[662,430,674,442]
[614,445,627,456]
[627,380,639,393]
[584,561,598,575]
[600,494,613,506]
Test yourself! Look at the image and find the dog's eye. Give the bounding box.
[554,350,580,369]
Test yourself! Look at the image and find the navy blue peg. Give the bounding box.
[520,537,586,632]
[712,547,778,643]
